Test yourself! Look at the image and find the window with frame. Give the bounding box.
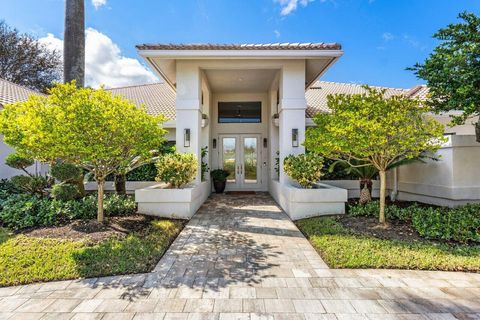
[218,101,262,123]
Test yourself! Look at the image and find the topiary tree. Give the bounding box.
[304,86,445,224]
[50,161,85,199]
[156,153,197,188]
[5,153,34,176]
[0,82,166,223]
[410,12,480,140]
[283,153,323,188]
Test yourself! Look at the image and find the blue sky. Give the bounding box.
[1,0,479,88]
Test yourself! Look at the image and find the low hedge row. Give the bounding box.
[0,193,136,231]
[349,201,480,243]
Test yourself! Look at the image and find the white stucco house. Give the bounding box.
[123,43,480,219]
[2,43,480,220]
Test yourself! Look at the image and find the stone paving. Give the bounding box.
[1,192,480,320]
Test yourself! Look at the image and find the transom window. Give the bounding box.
[218,101,261,123]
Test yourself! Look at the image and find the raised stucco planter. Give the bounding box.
[270,180,347,220]
[85,181,158,193]
[322,180,380,198]
[135,181,211,219]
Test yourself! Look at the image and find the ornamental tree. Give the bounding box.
[304,87,445,223]
[410,12,480,139]
[0,82,166,222]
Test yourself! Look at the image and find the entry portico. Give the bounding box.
[137,43,343,197]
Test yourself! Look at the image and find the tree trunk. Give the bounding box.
[64,0,85,87]
[97,179,105,223]
[379,170,387,224]
[114,173,126,195]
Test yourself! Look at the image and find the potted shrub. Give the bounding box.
[210,169,229,193]
[283,153,324,188]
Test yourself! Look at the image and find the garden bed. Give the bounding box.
[297,200,480,271]
[0,217,184,287]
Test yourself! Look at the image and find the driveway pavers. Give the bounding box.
[0,192,479,319]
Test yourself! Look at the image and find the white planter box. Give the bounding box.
[322,180,380,198]
[270,180,347,220]
[85,181,158,193]
[135,181,211,219]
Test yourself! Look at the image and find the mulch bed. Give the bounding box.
[23,215,152,244]
[337,215,423,242]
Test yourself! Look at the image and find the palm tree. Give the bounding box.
[64,0,85,87]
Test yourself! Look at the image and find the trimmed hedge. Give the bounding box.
[348,201,480,243]
[0,193,136,231]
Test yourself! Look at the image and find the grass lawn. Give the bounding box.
[297,217,480,271]
[0,219,183,287]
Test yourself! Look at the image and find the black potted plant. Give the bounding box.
[210,169,229,193]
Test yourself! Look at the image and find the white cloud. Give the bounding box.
[39,28,158,89]
[382,32,394,41]
[92,0,107,9]
[274,30,281,38]
[274,0,315,16]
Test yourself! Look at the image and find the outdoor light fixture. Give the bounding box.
[213,138,217,149]
[292,129,299,147]
[184,129,191,147]
[263,138,268,148]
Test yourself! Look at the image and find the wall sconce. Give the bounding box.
[184,129,191,147]
[212,138,217,149]
[292,129,299,147]
[263,138,268,148]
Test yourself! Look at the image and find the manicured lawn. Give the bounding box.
[297,217,480,271]
[0,219,183,287]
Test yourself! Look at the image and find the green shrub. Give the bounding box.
[0,194,56,230]
[104,194,136,216]
[10,175,49,195]
[51,183,81,201]
[412,204,480,243]
[5,153,34,171]
[283,153,323,188]
[0,192,136,231]
[50,162,83,182]
[126,163,157,181]
[349,201,414,221]
[156,153,197,188]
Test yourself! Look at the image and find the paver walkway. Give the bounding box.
[1,193,480,320]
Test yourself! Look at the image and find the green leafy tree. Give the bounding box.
[0,82,166,222]
[410,12,480,139]
[0,21,61,92]
[305,87,445,223]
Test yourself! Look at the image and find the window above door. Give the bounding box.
[218,101,261,124]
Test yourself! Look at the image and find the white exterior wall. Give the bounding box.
[393,135,480,207]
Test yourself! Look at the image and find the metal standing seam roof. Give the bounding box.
[136,42,342,51]
[0,78,45,107]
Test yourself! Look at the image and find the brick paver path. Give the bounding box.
[1,193,480,320]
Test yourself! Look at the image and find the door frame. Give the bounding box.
[218,134,265,191]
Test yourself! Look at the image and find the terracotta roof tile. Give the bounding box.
[406,85,429,100]
[306,81,408,117]
[0,78,44,107]
[106,81,421,121]
[106,82,176,120]
[136,42,341,51]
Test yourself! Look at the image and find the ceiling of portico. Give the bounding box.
[204,69,278,93]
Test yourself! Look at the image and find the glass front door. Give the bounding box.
[219,134,261,190]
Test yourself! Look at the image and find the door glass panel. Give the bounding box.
[243,137,257,184]
[222,138,236,182]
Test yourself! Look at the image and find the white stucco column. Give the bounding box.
[175,61,202,184]
[278,61,307,185]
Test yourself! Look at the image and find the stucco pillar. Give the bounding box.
[278,61,307,185]
[175,61,202,184]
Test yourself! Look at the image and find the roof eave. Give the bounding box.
[137,49,344,59]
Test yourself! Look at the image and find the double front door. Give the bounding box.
[219,134,263,191]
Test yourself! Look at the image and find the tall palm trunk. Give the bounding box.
[64,0,85,87]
